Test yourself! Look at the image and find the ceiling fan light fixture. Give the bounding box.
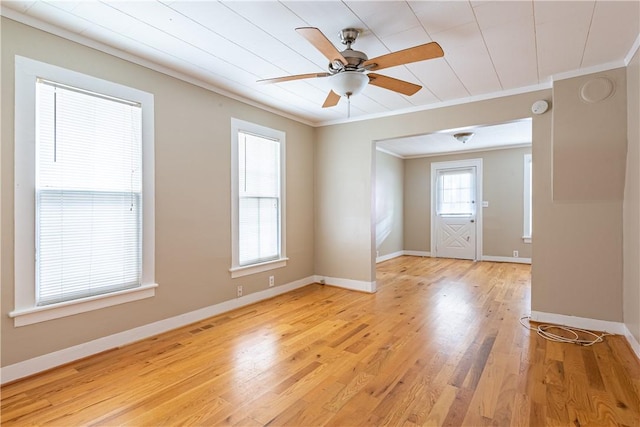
[453,132,474,143]
[330,71,369,97]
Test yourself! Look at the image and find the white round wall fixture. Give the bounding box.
[531,100,549,115]
[580,77,615,103]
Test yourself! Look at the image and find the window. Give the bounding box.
[523,154,532,242]
[230,119,286,278]
[12,56,156,326]
[436,168,475,216]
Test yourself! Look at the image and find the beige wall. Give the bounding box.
[314,126,376,282]
[1,18,315,366]
[624,49,640,343]
[532,68,627,322]
[375,150,404,257]
[403,156,430,253]
[553,70,628,202]
[403,147,532,259]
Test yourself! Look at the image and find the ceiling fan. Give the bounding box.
[257,27,444,109]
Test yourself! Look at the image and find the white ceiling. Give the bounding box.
[2,1,639,126]
[377,118,532,158]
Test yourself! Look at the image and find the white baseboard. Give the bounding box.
[526,311,640,361]
[403,250,431,257]
[623,324,640,360]
[530,311,626,335]
[482,255,531,264]
[1,276,315,385]
[317,275,376,293]
[376,250,431,263]
[376,250,404,263]
[377,251,528,264]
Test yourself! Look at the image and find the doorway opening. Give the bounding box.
[373,118,532,266]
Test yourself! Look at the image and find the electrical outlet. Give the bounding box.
[513,250,519,258]
[269,276,274,287]
[237,285,243,297]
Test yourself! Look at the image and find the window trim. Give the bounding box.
[230,118,286,278]
[523,153,532,243]
[11,56,156,326]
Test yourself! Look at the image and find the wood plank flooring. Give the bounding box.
[2,257,639,426]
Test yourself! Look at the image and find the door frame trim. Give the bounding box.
[430,158,483,261]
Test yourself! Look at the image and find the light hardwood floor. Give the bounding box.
[2,257,639,426]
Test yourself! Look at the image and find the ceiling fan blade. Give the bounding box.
[257,72,330,84]
[368,73,422,96]
[322,90,341,108]
[363,42,444,71]
[296,27,348,66]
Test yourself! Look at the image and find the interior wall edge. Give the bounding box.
[624,323,640,360]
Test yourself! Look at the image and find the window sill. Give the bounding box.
[9,283,158,327]
[229,258,288,278]
[522,236,532,244]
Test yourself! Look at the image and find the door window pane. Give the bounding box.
[437,169,474,216]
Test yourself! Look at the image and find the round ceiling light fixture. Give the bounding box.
[330,71,369,97]
[453,132,474,143]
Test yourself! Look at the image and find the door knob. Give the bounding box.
[470,219,475,223]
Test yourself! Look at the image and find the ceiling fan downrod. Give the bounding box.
[340,28,359,48]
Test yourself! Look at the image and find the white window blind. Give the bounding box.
[437,168,475,216]
[35,80,143,306]
[237,131,281,266]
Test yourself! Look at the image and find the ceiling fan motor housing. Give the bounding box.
[328,28,368,73]
[330,48,368,73]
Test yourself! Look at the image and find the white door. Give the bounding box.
[432,162,480,260]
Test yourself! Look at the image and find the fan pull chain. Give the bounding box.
[347,93,351,118]
[53,88,58,162]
